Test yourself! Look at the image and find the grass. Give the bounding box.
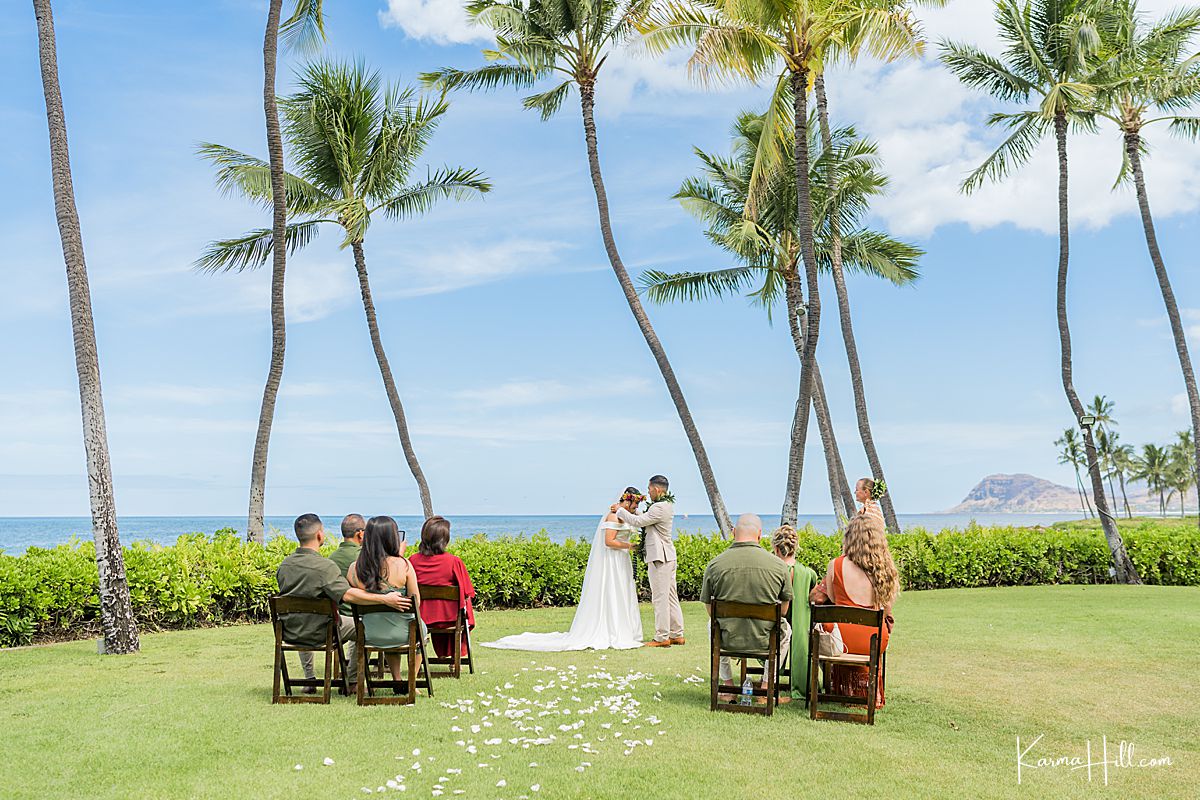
[3,586,1198,800]
[1051,515,1199,532]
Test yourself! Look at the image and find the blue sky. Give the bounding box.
[1,0,1197,518]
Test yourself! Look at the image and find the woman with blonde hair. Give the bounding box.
[810,514,898,706]
[771,524,818,701]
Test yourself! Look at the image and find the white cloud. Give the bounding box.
[378,0,491,45]
[453,377,652,408]
[385,237,577,297]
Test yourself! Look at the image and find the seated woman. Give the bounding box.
[771,525,818,702]
[408,515,476,660]
[809,514,897,706]
[347,515,425,681]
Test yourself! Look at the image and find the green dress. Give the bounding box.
[361,582,418,649]
[787,562,819,699]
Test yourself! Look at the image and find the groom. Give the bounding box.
[612,475,684,647]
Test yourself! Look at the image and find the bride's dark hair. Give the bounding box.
[620,486,642,505]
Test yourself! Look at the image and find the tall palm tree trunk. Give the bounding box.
[1125,130,1200,530]
[1053,113,1139,583]
[245,0,289,544]
[32,0,138,654]
[783,274,854,526]
[784,67,823,526]
[814,75,900,533]
[577,82,731,536]
[351,241,434,518]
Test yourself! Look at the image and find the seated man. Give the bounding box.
[700,514,792,698]
[277,513,411,691]
[328,514,365,616]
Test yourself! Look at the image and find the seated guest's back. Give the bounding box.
[700,514,792,654]
[810,514,898,705]
[275,513,410,687]
[329,513,365,614]
[408,516,476,659]
[348,516,424,681]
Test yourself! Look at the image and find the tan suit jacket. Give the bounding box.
[616,501,675,563]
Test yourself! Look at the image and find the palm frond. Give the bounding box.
[194,220,327,274]
[196,142,329,214]
[962,111,1048,193]
[375,167,493,220]
[281,0,325,55]
[523,80,574,119]
[420,64,544,93]
[639,267,761,304]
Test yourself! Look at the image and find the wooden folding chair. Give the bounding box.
[808,605,886,725]
[269,595,349,704]
[350,600,434,706]
[708,600,783,717]
[418,583,475,678]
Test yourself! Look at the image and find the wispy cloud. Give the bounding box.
[453,377,653,408]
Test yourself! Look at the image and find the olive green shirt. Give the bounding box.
[327,541,361,614]
[276,547,351,647]
[700,542,793,654]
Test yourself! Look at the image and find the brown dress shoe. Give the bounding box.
[669,637,686,646]
[643,640,672,648]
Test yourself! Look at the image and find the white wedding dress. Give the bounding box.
[482,517,643,651]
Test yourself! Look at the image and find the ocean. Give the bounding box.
[0,512,1078,554]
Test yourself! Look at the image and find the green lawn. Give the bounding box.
[3,586,1197,800]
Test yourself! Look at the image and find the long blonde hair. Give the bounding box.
[842,515,898,608]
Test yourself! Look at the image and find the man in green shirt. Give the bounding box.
[328,514,365,617]
[277,513,410,688]
[700,513,792,689]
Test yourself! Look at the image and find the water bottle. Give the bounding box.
[740,677,754,706]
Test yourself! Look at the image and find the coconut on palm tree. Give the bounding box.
[421,0,733,534]
[198,61,491,519]
[31,0,139,654]
[639,0,924,532]
[1091,1,1200,527]
[641,110,921,525]
[244,0,325,543]
[942,0,1140,582]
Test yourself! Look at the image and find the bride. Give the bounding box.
[482,487,644,651]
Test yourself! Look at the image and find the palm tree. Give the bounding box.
[1086,394,1117,433]
[1088,395,1119,507]
[244,0,325,543]
[1131,443,1170,515]
[199,62,489,520]
[1111,437,1136,517]
[641,111,921,525]
[422,0,733,534]
[1092,1,1200,527]
[1171,429,1198,515]
[942,0,1140,583]
[1056,427,1092,517]
[809,0,946,534]
[640,0,922,529]
[31,0,139,654]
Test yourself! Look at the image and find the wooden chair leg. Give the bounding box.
[709,627,720,711]
[407,643,418,704]
[272,642,283,704]
[357,646,368,706]
[279,650,293,697]
[452,625,463,678]
[866,638,879,726]
[419,631,433,698]
[808,630,819,720]
[322,646,333,704]
[465,625,475,675]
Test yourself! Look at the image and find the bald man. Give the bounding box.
[700,514,793,689]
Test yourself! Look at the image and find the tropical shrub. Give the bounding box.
[0,524,1196,647]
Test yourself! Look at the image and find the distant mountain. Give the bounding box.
[947,473,1162,514]
[947,474,1087,513]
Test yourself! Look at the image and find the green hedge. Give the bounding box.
[1,524,1197,647]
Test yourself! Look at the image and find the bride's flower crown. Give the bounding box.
[620,491,643,504]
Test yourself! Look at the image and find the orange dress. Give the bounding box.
[824,555,888,706]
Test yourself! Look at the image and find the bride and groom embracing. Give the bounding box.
[482,475,684,652]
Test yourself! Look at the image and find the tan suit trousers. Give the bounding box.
[648,559,684,641]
